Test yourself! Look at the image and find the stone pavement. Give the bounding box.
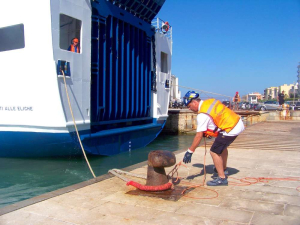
[1,121,300,225]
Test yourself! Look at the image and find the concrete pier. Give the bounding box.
[163,109,197,134]
[1,121,300,225]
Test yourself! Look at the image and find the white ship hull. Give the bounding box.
[0,0,172,157]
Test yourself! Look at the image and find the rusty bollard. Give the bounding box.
[146,150,176,187]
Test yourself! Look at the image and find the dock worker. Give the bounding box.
[182,91,245,186]
[277,91,285,106]
[232,91,241,110]
[68,38,80,53]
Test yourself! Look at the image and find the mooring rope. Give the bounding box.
[174,134,299,197]
[173,84,232,98]
[61,71,96,178]
[109,169,172,191]
[110,139,300,197]
[108,169,130,182]
[179,137,219,199]
[169,138,300,199]
[109,169,147,180]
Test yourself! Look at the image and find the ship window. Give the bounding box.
[0,24,25,52]
[59,14,82,53]
[161,52,168,73]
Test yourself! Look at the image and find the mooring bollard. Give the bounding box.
[146,150,176,187]
[280,104,290,120]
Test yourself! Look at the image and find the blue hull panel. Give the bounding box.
[0,132,81,157]
[0,121,165,157]
[81,122,165,156]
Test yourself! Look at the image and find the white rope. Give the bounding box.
[110,169,147,179]
[108,170,130,182]
[108,168,147,182]
[62,71,96,178]
[172,84,232,98]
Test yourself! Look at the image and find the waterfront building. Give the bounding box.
[246,92,262,103]
[264,84,298,100]
[289,84,298,98]
[278,84,294,97]
[264,87,278,100]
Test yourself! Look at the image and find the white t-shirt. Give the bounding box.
[196,100,245,136]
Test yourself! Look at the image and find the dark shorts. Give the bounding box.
[210,133,237,154]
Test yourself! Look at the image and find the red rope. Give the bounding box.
[167,137,300,199]
[126,181,172,191]
[180,138,220,200]
[229,176,300,188]
[126,136,300,195]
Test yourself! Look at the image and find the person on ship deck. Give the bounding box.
[68,38,80,53]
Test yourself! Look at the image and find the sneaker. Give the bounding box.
[213,167,228,175]
[207,177,228,186]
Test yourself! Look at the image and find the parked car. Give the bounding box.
[255,101,280,111]
[252,103,260,111]
[172,101,184,109]
[239,102,250,110]
[293,102,300,110]
[249,103,256,110]
[222,101,232,108]
[286,101,297,110]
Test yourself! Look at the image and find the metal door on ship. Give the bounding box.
[90,13,152,127]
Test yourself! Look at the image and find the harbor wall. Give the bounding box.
[163,110,300,134]
[267,110,300,121]
[244,112,268,127]
[163,109,197,134]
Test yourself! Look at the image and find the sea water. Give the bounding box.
[0,134,195,208]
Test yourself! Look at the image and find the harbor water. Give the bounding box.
[0,134,195,208]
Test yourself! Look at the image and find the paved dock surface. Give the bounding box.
[1,121,300,225]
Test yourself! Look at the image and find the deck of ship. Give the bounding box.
[1,121,300,225]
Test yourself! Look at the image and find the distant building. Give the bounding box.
[289,84,298,98]
[264,83,298,100]
[264,87,278,100]
[241,95,247,102]
[247,92,262,103]
[263,63,300,99]
[278,84,294,97]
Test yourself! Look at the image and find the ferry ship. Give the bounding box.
[0,0,172,157]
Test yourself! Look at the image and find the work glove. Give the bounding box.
[183,149,194,164]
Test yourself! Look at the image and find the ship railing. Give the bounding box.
[151,17,172,41]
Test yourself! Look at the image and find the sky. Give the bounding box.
[157,0,300,99]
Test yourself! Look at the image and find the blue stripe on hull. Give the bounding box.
[0,132,81,157]
[82,120,166,156]
[0,120,166,157]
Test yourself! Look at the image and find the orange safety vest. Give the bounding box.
[234,94,240,102]
[198,99,240,137]
[70,44,80,53]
